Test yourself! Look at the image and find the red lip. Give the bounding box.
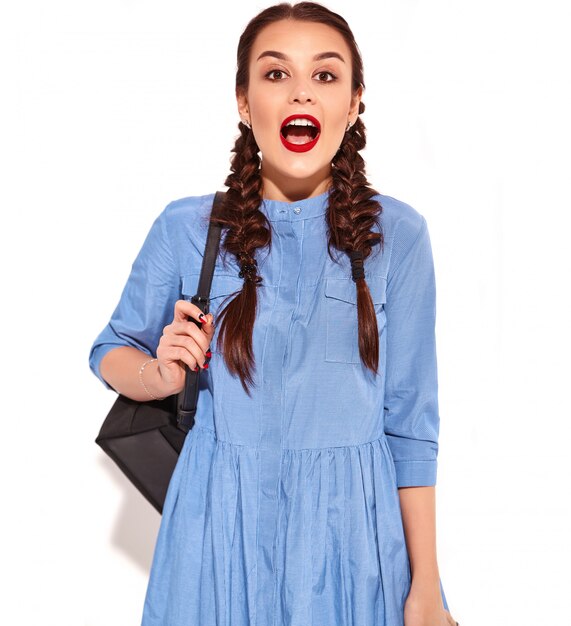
[280,114,321,153]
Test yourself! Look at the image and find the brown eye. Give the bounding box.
[266,69,287,81]
[315,71,336,82]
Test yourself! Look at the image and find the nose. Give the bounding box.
[288,77,316,105]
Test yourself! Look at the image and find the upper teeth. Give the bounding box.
[286,118,317,128]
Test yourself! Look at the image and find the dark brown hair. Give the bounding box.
[212,1,383,394]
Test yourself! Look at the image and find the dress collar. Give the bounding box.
[259,189,330,222]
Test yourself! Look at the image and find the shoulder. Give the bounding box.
[367,193,430,280]
[159,192,221,250]
[375,193,427,245]
[161,192,217,233]
[150,192,223,274]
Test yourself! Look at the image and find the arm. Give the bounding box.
[99,311,214,401]
[383,215,444,593]
[89,205,213,400]
[383,215,440,488]
[100,346,165,402]
[399,486,441,594]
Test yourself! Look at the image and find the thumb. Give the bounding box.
[204,313,216,338]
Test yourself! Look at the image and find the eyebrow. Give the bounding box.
[256,50,346,63]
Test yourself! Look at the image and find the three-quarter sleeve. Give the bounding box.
[383,215,440,487]
[89,205,180,389]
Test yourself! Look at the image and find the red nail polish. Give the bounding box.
[198,313,206,324]
[203,362,209,370]
[205,350,212,358]
[193,366,199,372]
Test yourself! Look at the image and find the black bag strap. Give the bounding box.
[176,191,226,432]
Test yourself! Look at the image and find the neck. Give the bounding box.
[260,164,332,202]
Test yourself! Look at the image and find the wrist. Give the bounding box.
[138,358,167,400]
[409,582,442,611]
[408,553,439,579]
[410,563,440,589]
[407,578,444,612]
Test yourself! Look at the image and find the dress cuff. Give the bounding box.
[394,460,437,488]
[89,344,120,390]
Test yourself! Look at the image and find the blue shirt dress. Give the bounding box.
[89,189,449,626]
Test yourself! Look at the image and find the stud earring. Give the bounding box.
[242,119,251,129]
[346,120,353,131]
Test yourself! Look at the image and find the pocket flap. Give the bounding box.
[182,273,243,300]
[325,276,386,305]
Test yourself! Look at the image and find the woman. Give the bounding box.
[90,2,459,625]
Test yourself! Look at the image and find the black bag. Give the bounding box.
[95,191,225,514]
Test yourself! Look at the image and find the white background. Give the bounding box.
[1,1,570,624]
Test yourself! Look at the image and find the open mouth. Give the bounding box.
[280,114,321,153]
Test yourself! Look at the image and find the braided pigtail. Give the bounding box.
[212,121,271,394]
[212,1,385,387]
[327,102,384,374]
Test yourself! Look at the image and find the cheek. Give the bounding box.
[323,98,351,142]
[250,108,278,150]
[324,119,348,156]
[328,101,350,129]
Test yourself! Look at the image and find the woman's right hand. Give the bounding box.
[155,300,216,396]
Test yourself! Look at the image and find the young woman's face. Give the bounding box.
[237,19,362,201]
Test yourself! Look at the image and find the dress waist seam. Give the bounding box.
[191,424,388,452]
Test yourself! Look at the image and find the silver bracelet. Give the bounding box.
[138,358,164,401]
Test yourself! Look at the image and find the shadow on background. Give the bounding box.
[97,453,162,573]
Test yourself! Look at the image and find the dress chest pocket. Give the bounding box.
[181,273,243,353]
[324,276,387,364]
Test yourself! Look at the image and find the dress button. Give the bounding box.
[293,207,302,215]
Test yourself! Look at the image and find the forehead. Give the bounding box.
[250,19,351,63]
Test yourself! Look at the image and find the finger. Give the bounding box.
[173,299,208,324]
[158,344,204,371]
[167,320,212,354]
[197,311,216,337]
[162,333,211,368]
[185,312,216,341]
[202,313,216,339]
[444,611,458,626]
[157,332,212,368]
[157,332,211,369]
